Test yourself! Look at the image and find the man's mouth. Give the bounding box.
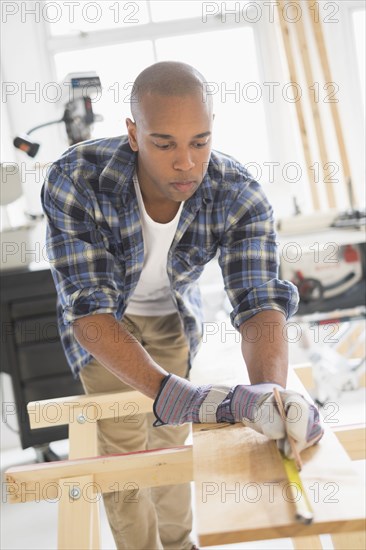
[171,181,196,192]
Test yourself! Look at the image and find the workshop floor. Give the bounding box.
[1,262,365,549]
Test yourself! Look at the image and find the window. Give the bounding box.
[35,0,365,212]
[352,9,365,113]
[47,1,149,36]
[54,42,155,138]
[155,28,270,165]
[51,3,269,168]
[150,1,205,22]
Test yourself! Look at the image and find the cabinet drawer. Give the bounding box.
[23,374,84,403]
[18,342,70,380]
[14,315,59,345]
[11,296,57,320]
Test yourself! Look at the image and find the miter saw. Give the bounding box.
[13,72,103,157]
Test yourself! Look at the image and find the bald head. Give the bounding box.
[130,61,212,122]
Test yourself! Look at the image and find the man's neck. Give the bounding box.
[135,164,181,223]
[143,198,181,224]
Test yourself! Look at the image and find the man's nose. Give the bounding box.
[173,148,195,171]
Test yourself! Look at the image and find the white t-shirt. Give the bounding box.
[125,173,183,316]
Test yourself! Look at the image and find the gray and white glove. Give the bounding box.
[153,374,323,457]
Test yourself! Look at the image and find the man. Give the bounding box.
[42,61,323,550]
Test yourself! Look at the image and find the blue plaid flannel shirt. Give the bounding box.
[41,135,299,376]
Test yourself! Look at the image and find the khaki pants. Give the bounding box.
[79,313,194,550]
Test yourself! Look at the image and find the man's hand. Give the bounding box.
[231,384,324,457]
[153,374,324,458]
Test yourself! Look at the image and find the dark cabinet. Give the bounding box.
[0,267,84,450]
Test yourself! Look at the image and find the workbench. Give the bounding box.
[193,424,364,547]
[4,368,365,549]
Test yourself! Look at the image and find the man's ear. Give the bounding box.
[126,118,138,151]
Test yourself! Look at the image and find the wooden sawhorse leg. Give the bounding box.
[292,536,323,549]
[58,475,100,550]
[293,532,366,550]
[331,531,366,550]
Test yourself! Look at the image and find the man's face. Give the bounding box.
[126,92,213,204]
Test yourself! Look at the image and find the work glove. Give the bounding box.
[153,374,324,458]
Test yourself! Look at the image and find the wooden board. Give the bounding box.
[27,390,153,429]
[333,424,366,461]
[305,0,354,191]
[276,0,320,211]
[291,0,336,209]
[5,446,193,504]
[193,424,365,546]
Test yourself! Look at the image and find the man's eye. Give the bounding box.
[193,140,209,148]
[154,143,171,150]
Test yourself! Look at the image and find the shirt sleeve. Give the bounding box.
[41,163,124,325]
[218,177,299,329]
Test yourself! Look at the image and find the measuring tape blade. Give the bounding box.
[282,454,314,524]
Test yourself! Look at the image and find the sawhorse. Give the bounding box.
[4,370,366,549]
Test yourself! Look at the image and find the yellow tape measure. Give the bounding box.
[281,453,314,524]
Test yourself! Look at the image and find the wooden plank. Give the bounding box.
[91,501,101,550]
[291,0,337,209]
[293,363,315,390]
[335,322,365,357]
[193,424,365,546]
[276,0,320,210]
[58,475,95,550]
[360,371,366,388]
[5,446,193,504]
[292,535,323,549]
[27,390,153,429]
[331,531,366,550]
[66,403,101,547]
[69,418,98,460]
[333,424,366,461]
[306,1,354,197]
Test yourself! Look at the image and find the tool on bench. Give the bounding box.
[13,72,103,157]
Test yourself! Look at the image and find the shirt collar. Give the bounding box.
[185,170,213,213]
[99,136,136,204]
